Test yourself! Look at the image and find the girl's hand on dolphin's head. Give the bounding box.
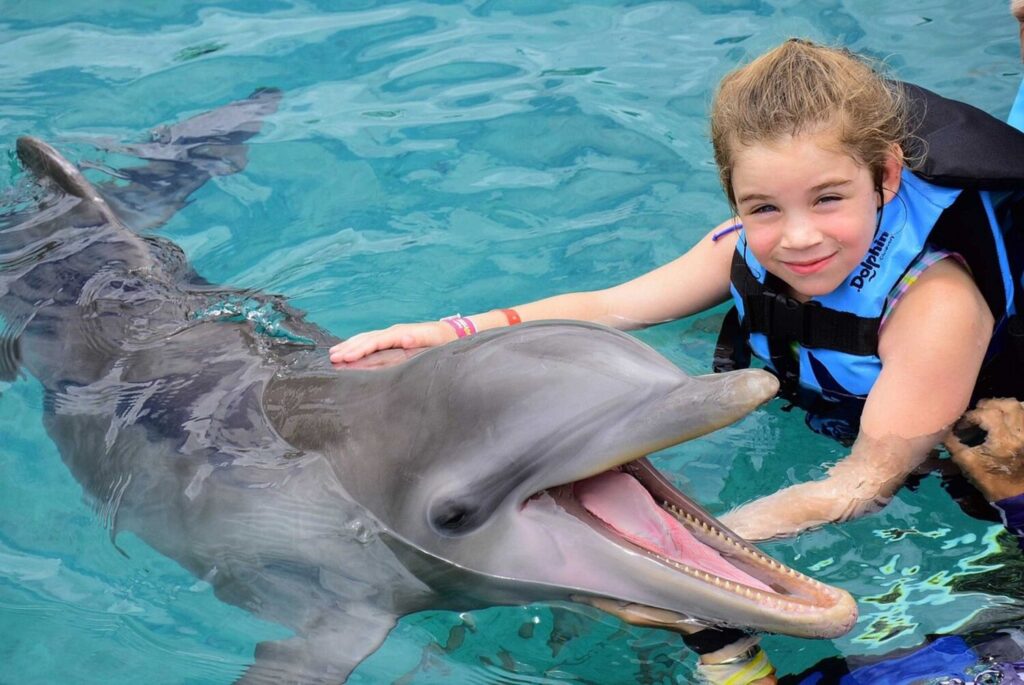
[329,321,457,367]
[945,398,1024,502]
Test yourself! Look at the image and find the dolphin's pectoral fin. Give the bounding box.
[95,88,282,232]
[237,609,396,685]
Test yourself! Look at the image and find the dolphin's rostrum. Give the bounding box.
[1,93,857,683]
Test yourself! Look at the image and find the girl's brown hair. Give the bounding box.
[710,39,910,208]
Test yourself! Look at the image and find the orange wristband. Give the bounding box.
[499,308,522,326]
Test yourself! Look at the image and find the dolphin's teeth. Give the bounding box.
[652,491,839,613]
[647,547,817,613]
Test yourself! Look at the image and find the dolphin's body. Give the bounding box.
[1,94,856,683]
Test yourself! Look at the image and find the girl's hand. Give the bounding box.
[329,321,457,366]
[945,398,1024,502]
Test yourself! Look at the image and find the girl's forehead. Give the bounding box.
[729,135,875,201]
[731,131,866,173]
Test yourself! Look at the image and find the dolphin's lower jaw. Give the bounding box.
[525,456,858,640]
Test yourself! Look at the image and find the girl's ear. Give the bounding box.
[879,145,903,206]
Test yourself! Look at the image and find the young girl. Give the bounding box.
[329,39,1023,543]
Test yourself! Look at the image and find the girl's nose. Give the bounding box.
[779,214,823,250]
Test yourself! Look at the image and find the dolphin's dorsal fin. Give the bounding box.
[15,136,120,224]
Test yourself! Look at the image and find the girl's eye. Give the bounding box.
[817,194,842,205]
[749,204,777,215]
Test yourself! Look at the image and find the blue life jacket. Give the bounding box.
[713,82,1024,443]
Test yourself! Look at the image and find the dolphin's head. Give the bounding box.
[271,321,856,638]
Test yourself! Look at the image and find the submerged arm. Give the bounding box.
[720,432,940,541]
[722,259,993,541]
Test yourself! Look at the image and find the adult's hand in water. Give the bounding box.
[329,321,456,366]
[945,397,1024,502]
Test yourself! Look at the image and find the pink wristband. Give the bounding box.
[442,315,476,338]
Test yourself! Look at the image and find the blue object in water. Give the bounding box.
[796,636,977,685]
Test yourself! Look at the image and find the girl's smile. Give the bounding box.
[782,253,837,276]
[730,131,901,301]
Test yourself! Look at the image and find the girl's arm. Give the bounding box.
[721,259,994,541]
[329,219,740,365]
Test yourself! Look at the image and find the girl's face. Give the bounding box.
[730,132,901,301]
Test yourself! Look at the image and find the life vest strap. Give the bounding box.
[729,252,881,355]
[712,305,749,373]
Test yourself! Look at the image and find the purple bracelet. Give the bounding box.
[712,223,742,242]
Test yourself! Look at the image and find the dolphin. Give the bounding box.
[1,97,857,683]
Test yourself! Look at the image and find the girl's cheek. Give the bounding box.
[838,214,874,247]
[744,230,777,263]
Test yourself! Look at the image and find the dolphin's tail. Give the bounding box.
[97,88,282,232]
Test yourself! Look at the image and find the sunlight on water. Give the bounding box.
[1,1,1023,683]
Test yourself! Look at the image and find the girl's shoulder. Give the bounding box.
[880,248,969,328]
[878,252,992,356]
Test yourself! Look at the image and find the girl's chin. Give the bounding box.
[777,274,842,301]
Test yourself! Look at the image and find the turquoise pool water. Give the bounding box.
[1,1,1022,683]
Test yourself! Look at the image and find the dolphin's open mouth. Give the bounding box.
[574,468,772,593]
[525,457,855,635]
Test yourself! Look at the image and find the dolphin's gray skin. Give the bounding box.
[1,98,857,683]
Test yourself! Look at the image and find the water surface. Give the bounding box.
[0,1,1021,683]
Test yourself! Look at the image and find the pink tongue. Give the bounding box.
[576,471,771,592]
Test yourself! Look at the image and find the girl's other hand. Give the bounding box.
[329,321,456,366]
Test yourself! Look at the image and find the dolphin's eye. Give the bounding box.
[431,502,477,536]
